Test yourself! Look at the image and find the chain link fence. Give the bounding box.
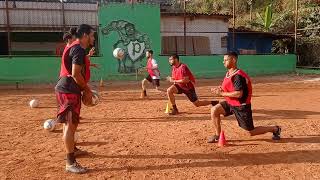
[160,0,297,56]
[0,0,98,56]
[0,0,313,58]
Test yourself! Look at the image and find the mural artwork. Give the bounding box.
[101,20,151,73]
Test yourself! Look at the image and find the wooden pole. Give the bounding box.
[232,0,236,50]
[183,0,187,55]
[5,0,11,56]
[294,0,298,54]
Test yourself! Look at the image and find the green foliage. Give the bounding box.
[179,0,320,66]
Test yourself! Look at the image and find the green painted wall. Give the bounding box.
[296,68,320,75]
[0,56,103,84]
[157,54,297,79]
[0,4,297,84]
[0,54,296,84]
[98,3,161,79]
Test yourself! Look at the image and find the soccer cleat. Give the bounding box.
[272,126,281,140]
[66,161,87,174]
[168,108,179,115]
[207,135,220,143]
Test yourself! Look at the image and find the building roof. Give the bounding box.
[161,12,232,19]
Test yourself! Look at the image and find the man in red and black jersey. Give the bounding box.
[55,24,95,173]
[166,54,218,115]
[208,52,281,143]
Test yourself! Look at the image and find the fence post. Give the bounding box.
[232,0,236,50]
[294,0,298,54]
[5,0,11,56]
[183,0,187,55]
[61,0,66,32]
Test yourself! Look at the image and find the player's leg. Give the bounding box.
[153,79,161,91]
[248,126,281,139]
[141,75,152,98]
[63,111,87,173]
[185,89,219,107]
[57,92,87,174]
[233,105,281,140]
[167,84,179,115]
[208,101,230,143]
[193,100,219,107]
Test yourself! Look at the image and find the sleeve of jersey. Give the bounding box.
[71,46,85,65]
[233,75,246,91]
[181,65,188,78]
[151,59,158,69]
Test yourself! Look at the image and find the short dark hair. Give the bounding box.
[63,32,72,42]
[146,49,153,55]
[224,51,238,60]
[170,54,179,61]
[75,24,94,38]
[69,27,77,36]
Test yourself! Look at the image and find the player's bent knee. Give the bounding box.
[211,105,221,116]
[166,88,172,94]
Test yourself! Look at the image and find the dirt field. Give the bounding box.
[1,75,320,180]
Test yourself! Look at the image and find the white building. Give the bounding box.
[0,1,231,55]
[161,13,231,55]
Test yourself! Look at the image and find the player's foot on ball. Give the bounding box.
[74,147,88,157]
[272,126,281,140]
[169,108,179,115]
[66,161,87,174]
[207,135,219,143]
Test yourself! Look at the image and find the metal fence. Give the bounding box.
[0,0,303,56]
[160,0,298,56]
[0,0,98,55]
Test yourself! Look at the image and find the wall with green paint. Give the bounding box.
[0,4,297,84]
[156,54,296,79]
[97,4,296,80]
[0,56,104,84]
[0,54,296,84]
[98,3,161,78]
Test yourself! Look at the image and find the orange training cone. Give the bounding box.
[218,131,227,147]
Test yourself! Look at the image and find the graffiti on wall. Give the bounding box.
[101,20,151,73]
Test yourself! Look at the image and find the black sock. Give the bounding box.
[211,101,219,106]
[66,152,76,165]
[143,90,147,96]
[172,105,177,110]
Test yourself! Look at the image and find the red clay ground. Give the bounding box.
[1,75,320,179]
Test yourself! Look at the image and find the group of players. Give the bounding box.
[55,24,281,174]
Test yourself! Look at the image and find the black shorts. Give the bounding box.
[220,101,254,131]
[174,84,198,102]
[145,75,160,87]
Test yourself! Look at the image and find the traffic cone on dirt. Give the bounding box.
[218,131,227,147]
[165,102,173,114]
[99,77,104,87]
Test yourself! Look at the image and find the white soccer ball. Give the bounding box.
[29,99,39,108]
[74,132,79,142]
[113,48,125,60]
[91,90,100,106]
[43,119,56,131]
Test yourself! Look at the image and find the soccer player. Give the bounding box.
[141,50,161,98]
[208,52,281,143]
[55,24,95,173]
[166,54,218,115]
